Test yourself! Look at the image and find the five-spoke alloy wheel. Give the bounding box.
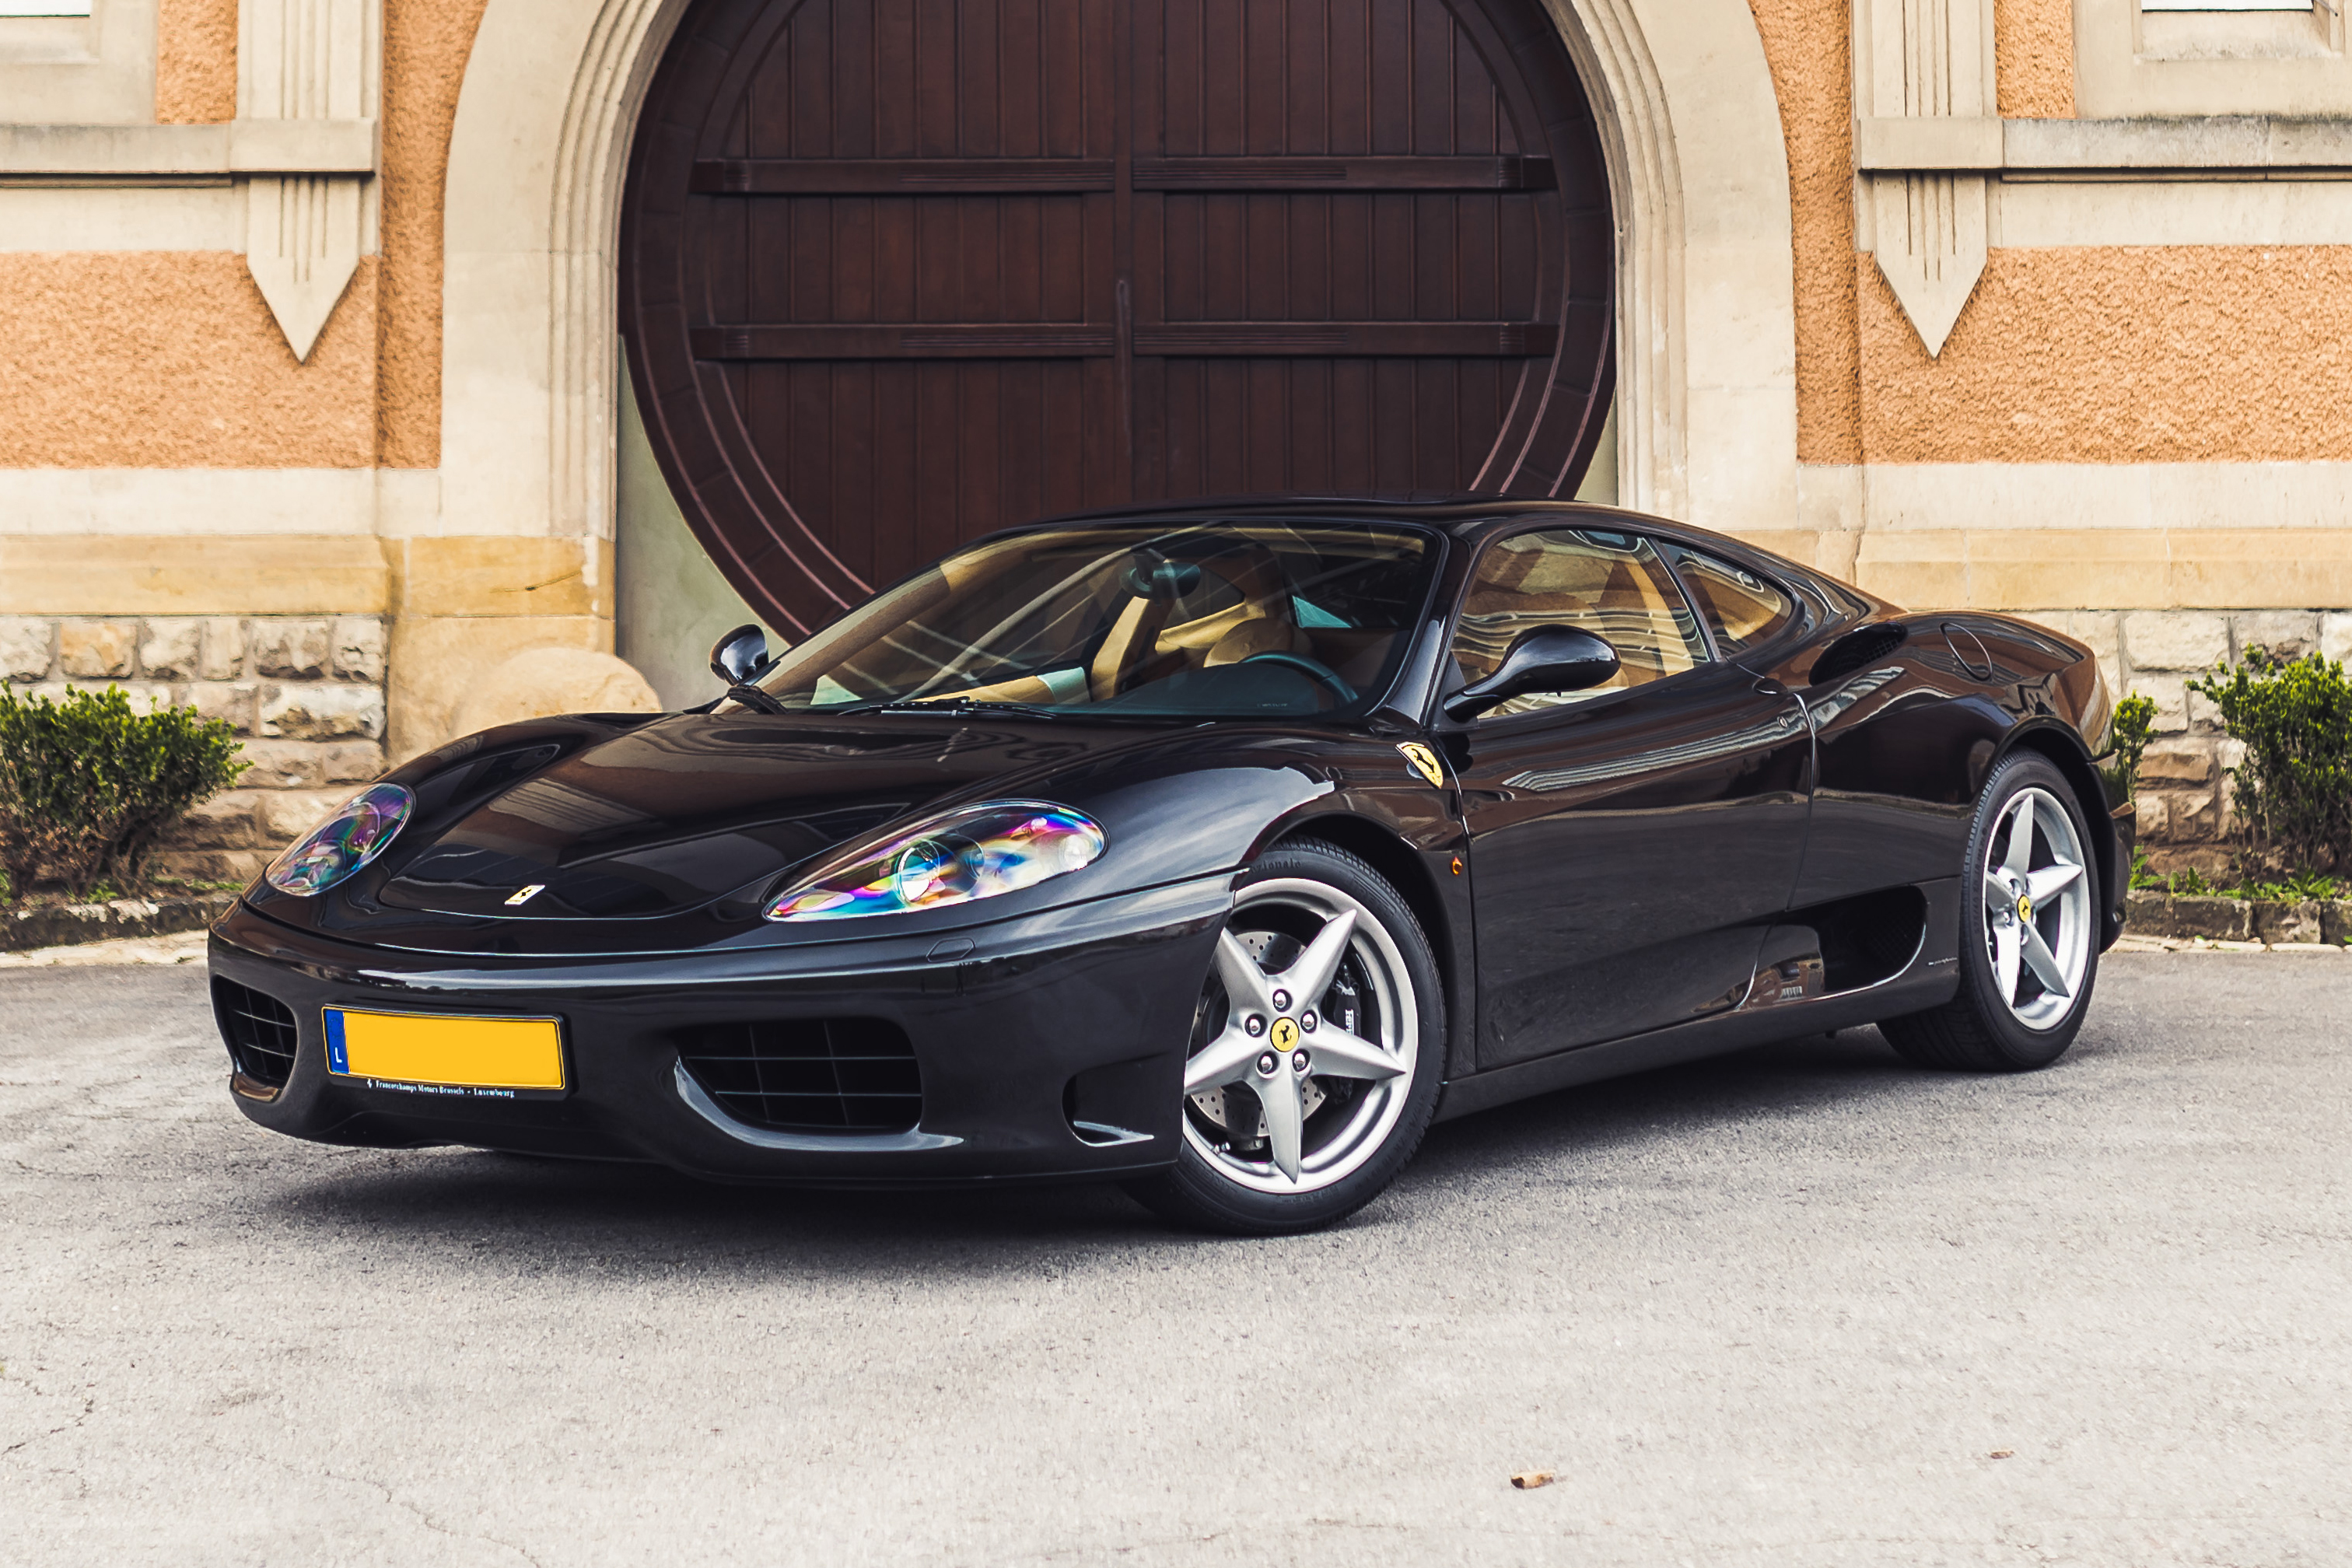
[1881,751,2102,1072]
[1979,784,2093,1030]
[1128,841,1444,1234]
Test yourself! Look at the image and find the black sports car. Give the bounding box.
[209,500,2127,1234]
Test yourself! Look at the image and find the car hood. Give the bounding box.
[371,713,1134,920]
[243,710,1338,955]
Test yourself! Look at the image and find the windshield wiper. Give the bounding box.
[835,697,1067,719]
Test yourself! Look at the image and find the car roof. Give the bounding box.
[1020,492,1787,562]
[1007,493,1894,627]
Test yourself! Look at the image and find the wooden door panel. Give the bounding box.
[623,0,1612,635]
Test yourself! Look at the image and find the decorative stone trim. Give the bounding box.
[1853,0,1996,356]
[1854,114,2352,177]
[0,120,379,177]
[240,0,380,361]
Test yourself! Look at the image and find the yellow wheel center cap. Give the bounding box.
[1270,1017,1300,1051]
[2016,894,2033,923]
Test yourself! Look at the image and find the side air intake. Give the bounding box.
[1809,622,1909,685]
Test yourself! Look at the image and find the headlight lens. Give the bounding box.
[262,783,415,897]
[765,800,1106,922]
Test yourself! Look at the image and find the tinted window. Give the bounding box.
[751,520,1438,720]
[1450,529,1710,718]
[1664,544,1795,656]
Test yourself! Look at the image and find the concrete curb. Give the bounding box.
[2,894,237,953]
[2124,888,2352,945]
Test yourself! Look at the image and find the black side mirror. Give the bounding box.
[710,623,771,685]
[1441,626,1621,721]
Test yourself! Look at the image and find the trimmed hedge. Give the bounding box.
[0,686,247,901]
[2193,651,2352,877]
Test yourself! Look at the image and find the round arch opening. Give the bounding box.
[616,0,1617,639]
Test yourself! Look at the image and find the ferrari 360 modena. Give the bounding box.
[209,499,2126,1234]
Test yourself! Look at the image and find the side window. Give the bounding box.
[1450,529,1710,718]
[1664,545,1796,656]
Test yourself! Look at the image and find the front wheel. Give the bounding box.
[1125,840,1445,1235]
[1879,751,2101,1072]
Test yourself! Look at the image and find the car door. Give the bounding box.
[1439,527,1814,1066]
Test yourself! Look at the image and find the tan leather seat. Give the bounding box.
[1204,618,1307,667]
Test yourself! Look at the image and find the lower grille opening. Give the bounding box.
[212,977,299,1090]
[675,1017,922,1134]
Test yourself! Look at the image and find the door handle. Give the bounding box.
[1752,677,1792,699]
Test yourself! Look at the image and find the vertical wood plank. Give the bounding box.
[1160,0,1202,155]
[832,0,875,157]
[1245,0,1286,155]
[1000,0,1044,156]
[915,0,958,156]
[961,0,1001,154]
[1327,0,1368,156]
[875,0,918,156]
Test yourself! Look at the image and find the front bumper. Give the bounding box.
[206,876,1232,1185]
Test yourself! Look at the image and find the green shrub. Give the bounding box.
[2190,650,2352,877]
[2233,868,2341,902]
[0,686,247,901]
[2165,865,2217,898]
[2098,692,2158,803]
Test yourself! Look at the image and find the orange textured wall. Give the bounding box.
[1745,0,1861,464]
[154,0,237,123]
[376,0,492,467]
[1995,0,2076,119]
[1860,247,2352,463]
[0,254,377,467]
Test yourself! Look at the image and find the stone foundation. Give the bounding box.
[2018,607,2349,872]
[0,613,387,884]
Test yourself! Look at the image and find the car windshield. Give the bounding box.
[749,520,1440,720]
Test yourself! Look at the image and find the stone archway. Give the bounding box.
[432,0,1800,568]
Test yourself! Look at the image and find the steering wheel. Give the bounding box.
[1241,651,1358,706]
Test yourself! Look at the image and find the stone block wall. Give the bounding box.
[2019,607,2350,868]
[0,614,387,885]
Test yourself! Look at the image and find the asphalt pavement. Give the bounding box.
[2,953,2346,1566]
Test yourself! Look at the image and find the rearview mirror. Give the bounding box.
[710,623,771,685]
[1124,549,1203,600]
[1441,626,1620,721]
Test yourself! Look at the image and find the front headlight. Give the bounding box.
[765,800,1106,922]
[262,782,415,896]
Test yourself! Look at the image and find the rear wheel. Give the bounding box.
[1880,751,2099,1072]
[1126,841,1444,1235]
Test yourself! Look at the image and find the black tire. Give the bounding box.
[1125,840,1446,1235]
[1879,751,2100,1072]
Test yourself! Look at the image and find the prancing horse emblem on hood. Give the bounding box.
[1395,743,1445,787]
[505,884,547,907]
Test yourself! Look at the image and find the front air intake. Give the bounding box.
[674,1017,922,1134]
[212,977,300,1091]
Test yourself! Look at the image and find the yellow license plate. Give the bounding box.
[323,1008,566,1092]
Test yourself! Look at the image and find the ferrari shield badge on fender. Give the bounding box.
[1396,742,1445,786]
[505,884,547,907]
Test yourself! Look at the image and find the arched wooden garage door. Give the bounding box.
[621,0,1614,637]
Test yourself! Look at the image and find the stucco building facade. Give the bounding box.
[3,0,2347,877]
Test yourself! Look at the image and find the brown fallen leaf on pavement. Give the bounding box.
[1989,1450,2014,1459]
[1510,1472,1556,1490]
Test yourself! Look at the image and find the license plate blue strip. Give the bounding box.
[324,1008,349,1075]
